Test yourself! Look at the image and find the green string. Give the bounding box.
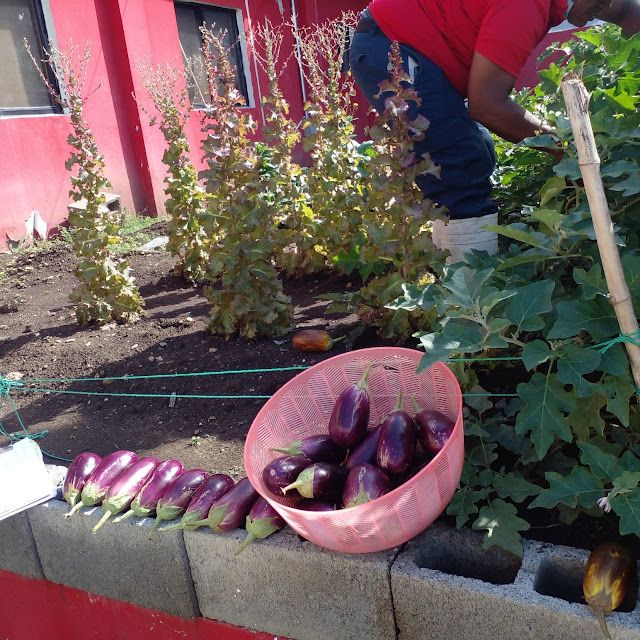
[593,329,640,353]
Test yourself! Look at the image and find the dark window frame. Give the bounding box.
[174,1,250,109]
[0,0,62,117]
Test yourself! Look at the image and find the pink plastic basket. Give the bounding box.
[244,347,464,554]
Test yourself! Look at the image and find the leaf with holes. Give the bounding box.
[556,344,601,398]
[529,466,603,510]
[472,499,529,558]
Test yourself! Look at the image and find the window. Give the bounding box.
[174,2,250,108]
[0,0,59,115]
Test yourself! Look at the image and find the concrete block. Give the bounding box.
[391,522,640,640]
[28,499,199,618]
[184,527,397,640]
[0,511,43,579]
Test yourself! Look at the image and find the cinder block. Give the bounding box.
[28,499,199,618]
[391,522,640,640]
[184,527,397,640]
[0,511,43,579]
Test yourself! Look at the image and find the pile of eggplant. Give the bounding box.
[62,451,283,554]
[263,366,455,511]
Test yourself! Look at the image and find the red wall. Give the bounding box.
[0,0,576,249]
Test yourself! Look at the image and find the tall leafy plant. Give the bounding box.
[199,27,292,338]
[140,63,208,283]
[391,26,640,556]
[26,41,143,324]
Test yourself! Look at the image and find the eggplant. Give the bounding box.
[282,463,347,501]
[414,400,454,456]
[262,456,311,497]
[297,500,337,512]
[328,365,372,448]
[113,459,184,523]
[272,435,345,464]
[345,425,382,470]
[583,543,637,639]
[292,329,344,352]
[235,497,286,555]
[63,452,102,508]
[91,457,160,533]
[65,450,138,517]
[148,468,209,538]
[160,474,234,532]
[377,391,417,474]
[190,477,258,533]
[343,464,390,508]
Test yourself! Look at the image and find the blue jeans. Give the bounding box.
[349,27,498,220]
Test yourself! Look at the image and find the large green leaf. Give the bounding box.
[494,474,542,503]
[548,298,618,340]
[578,442,623,481]
[516,373,576,459]
[603,375,636,426]
[540,176,567,206]
[418,319,485,370]
[504,280,555,332]
[472,499,529,558]
[609,491,640,536]
[566,391,607,439]
[442,267,493,307]
[522,340,553,372]
[483,225,545,249]
[610,174,640,197]
[556,344,601,398]
[447,488,488,528]
[573,265,607,301]
[530,467,604,510]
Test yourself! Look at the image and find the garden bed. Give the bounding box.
[0,235,362,477]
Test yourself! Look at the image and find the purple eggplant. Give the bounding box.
[148,468,208,537]
[160,474,235,532]
[65,450,138,517]
[190,477,258,533]
[414,401,455,456]
[113,459,184,523]
[91,457,160,533]
[377,391,417,475]
[328,365,372,448]
[272,435,345,464]
[345,425,383,470]
[262,456,311,497]
[343,464,390,508]
[297,500,337,512]
[282,463,347,501]
[235,497,286,555]
[63,452,102,508]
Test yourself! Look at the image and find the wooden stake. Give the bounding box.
[561,72,640,391]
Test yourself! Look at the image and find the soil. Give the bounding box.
[0,231,366,479]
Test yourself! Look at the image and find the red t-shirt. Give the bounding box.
[369,0,567,96]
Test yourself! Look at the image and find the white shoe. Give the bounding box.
[432,213,498,263]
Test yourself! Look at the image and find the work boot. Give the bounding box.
[432,213,498,263]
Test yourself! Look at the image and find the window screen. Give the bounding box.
[174,2,249,107]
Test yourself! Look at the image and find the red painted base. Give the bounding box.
[0,570,287,640]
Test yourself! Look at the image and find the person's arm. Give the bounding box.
[467,52,554,143]
[600,0,640,35]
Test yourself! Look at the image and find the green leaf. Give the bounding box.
[609,491,640,536]
[598,343,630,376]
[472,499,529,558]
[417,323,483,371]
[548,298,618,340]
[493,424,537,462]
[574,265,607,301]
[527,208,565,230]
[468,442,498,468]
[494,474,542,503]
[609,471,640,499]
[556,344,601,398]
[442,267,494,307]
[479,289,517,316]
[504,280,555,332]
[516,373,576,458]
[603,375,636,426]
[522,340,552,371]
[483,225,544,249]
[530,467,604,510]
[610,174,640,197]
[578,442,622,481]
[553,156,582,180]
[601,159,638,178]
[566,391,607,439]
[447,488,488,528]
[539,176,567,206]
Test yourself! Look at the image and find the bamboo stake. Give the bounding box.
[561,72,640,391]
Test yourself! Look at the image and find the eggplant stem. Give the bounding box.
[158,521,185,533]
[597,612,612,640]
[395,389,404,410]
[330,335,347,346]
[235,532,257,556]
[358,363,374,390]
[281,481,300,495]
[188,518,209,529]
[411,396,420,413]
[272,446,295,456]
[91,511,112,534]
[112,510,135,524]
[64,501,84,518]
[148,517,162,540]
